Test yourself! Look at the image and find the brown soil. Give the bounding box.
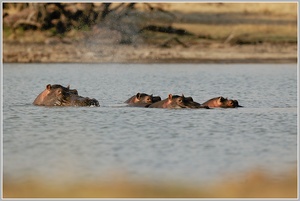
[3,3,297,64]
[3,38,297,64]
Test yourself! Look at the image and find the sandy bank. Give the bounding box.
[3,41,297,64]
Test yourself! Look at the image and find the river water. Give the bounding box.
[2,63,298,184]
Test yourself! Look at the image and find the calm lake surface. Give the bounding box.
[3,63,298,184]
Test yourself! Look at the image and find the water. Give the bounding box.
[3,63,298,184]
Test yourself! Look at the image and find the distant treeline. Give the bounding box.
[3,3,126,34]
[3,3,194,44]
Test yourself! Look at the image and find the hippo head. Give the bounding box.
[33,84,68,106]
[217,97,242,108]
[135,93,153,104]
[125,93,162,107]
[134,93,161,104]
[167,94,201,109]
[33,84,99,107]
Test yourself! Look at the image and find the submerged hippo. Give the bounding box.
[125,93,161,107]
[148,94,209,109]
[33,84,100,107]
[202,96,242,108]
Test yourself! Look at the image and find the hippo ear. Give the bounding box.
[218,96,224,102]
[168,94,172,100]
[67,85,70,89]
[46,84,51,90]
[136,93,141,99]
[181,94,185,98]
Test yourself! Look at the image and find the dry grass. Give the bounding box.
[134,3,298,44]
[2,2,297,63]
[145,3,297,17]
[3,168,297,198]
[173,23,297,42]
[153,3,297,43]
[3,2,297,44]
[209,168,298,198]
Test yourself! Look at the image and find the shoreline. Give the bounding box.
[3,59,297,64]
[3,41,297,64]
[3,2,297,64]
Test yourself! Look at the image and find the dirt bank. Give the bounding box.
[3,39,297,64]
[3,3,297,64]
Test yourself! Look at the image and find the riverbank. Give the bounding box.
[3,3,297,64]
[3,40,297,64]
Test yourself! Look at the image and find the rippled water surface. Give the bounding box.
[3,63,298,184]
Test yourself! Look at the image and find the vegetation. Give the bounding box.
[3,3,297,45]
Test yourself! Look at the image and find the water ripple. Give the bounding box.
[3,63,297,183]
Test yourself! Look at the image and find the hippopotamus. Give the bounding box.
[148,94,209,109]
[201,96,242,108]
[33,84,100,107]
[125,93,161,107]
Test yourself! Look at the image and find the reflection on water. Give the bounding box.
[3,63,297,184]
